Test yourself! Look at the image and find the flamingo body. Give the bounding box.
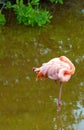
[33,56,75,82]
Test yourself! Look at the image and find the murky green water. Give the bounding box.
[0,0,84,130]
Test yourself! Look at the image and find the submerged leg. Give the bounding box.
[58,82,62,110]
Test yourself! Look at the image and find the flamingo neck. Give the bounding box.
[60,56,75,75]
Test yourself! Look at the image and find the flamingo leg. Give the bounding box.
[58,82,62,110]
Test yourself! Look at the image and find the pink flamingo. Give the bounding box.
[33,56,75,110]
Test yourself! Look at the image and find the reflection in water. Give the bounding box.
[52,101,84,130]
[52,110,64,130]
[40,48,52,55]
[73,101,84,121]
[75,55,84,64]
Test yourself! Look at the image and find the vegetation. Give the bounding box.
[11,0,52,26]
[0,12,6,25]
[50,0,63,4]
[0,0,63,26]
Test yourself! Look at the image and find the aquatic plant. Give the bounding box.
[0,12,6,25]
[0,1,6,25]
[12,0,52,26]
[50,0,63,4]
[0,0,63,26]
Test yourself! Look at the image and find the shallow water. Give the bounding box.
[0,0,84,130]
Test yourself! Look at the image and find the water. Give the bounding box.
[0,0,84,129]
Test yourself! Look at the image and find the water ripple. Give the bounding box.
[75,55,84,64]
[40,48,51,55]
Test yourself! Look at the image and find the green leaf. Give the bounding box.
[0,13,6,25]
[58,0,63,4]
[6,1,12,9]
[31,0,39,6]
[16,0,19,5]
[50,0,63,4]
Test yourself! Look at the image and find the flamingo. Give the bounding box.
[33,56,75,110]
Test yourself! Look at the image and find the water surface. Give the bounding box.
[0,0,84,130]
